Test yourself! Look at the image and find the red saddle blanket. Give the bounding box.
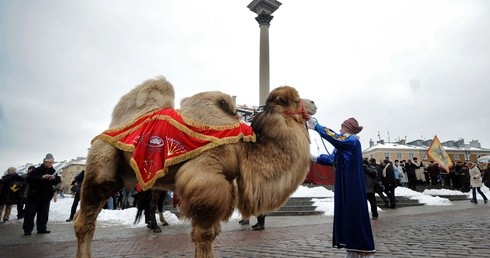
[94,108,256,190]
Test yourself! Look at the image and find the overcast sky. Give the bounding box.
[1,0,489,168]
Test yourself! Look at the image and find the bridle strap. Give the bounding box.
[283,100,308,120]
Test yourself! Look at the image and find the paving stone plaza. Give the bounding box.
[1,199,488,257]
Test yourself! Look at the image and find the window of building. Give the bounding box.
[384,152,389,159]
[409,153,414,159]
[422,153,427,160]
[396,153,402,159]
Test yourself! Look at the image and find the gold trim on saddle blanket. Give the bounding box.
[93,108,256,190]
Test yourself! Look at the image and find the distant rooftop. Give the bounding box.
[364,138,489,152]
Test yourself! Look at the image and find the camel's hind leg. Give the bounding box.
[74,140,122,258]
[175,153,237,258]
[191,222,221,258]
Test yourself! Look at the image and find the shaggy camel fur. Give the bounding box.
[74,76,316,258]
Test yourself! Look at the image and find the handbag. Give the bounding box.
[10,183,20,192]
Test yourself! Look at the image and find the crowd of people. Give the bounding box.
[367,157,490,194]
[360,156,490,214]
[0,154,61,235]
[1,130,489,257]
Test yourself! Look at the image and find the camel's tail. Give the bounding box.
[134,189,152,225]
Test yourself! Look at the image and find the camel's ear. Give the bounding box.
[274,95,290,107]
[266,92,289,107]
[267,86,299,107]
[271,92,294,108]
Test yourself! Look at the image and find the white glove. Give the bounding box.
[307,117,318,130]
[310,155,318,163]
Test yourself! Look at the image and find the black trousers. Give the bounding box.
[17,198,26,219]
[408,174,417,190]
[472,187,488,202]
[374,187,388,205]
[69,193,80,219]
[366,192,378,218]
[23,199,51,233]
[384,185,397,208]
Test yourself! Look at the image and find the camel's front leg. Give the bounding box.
[74,200,105,258]
[74,140,121,258]
[191,222,221,258]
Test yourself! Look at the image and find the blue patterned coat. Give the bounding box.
[313,123,375,253]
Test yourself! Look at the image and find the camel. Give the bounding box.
[74,76,316,258]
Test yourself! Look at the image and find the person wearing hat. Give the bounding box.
[23,154,61,235]
[308,117,375,258]
[0,167,25,222]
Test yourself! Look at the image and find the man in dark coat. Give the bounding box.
[405,159,418,190]
[369,158,389,206]
[381,159,397,208]
[66,170,84,222]
[22,154,61,235]
[0,167,25,221]
[17,166,36,220]
[363,159,379,220]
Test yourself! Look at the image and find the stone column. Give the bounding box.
[256,13,273,105]
[248,0,281,105]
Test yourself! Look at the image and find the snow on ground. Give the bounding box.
[5,185,488,226]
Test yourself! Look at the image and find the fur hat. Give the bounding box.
[7,167,17,174]
[341,117,363,134]
[45,153,54,161]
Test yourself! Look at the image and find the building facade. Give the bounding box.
[363,139,490,164]
[59,157,86,194]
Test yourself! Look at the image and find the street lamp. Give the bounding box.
[247,0,282,105]
[464,145,471,161]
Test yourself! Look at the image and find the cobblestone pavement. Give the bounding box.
[0,200,488,257]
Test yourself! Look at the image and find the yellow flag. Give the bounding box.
[426,135,453,173]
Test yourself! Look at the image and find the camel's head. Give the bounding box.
[251,86,316,141]
[178,91,239,126]
[263,86,316,124]
[301,99,317,118]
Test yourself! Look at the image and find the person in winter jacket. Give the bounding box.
[468,162,488,204]
[482,163,490,188]
[66,170,84,222]
[399,160,409,188]
[364,159,379,220]
[381,159,397,209]
[16,166,35,220]
[0,167,25,221]
[369,158,389,206]
[22,154,61,235]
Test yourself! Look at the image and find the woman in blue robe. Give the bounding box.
[309,117,375,257]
